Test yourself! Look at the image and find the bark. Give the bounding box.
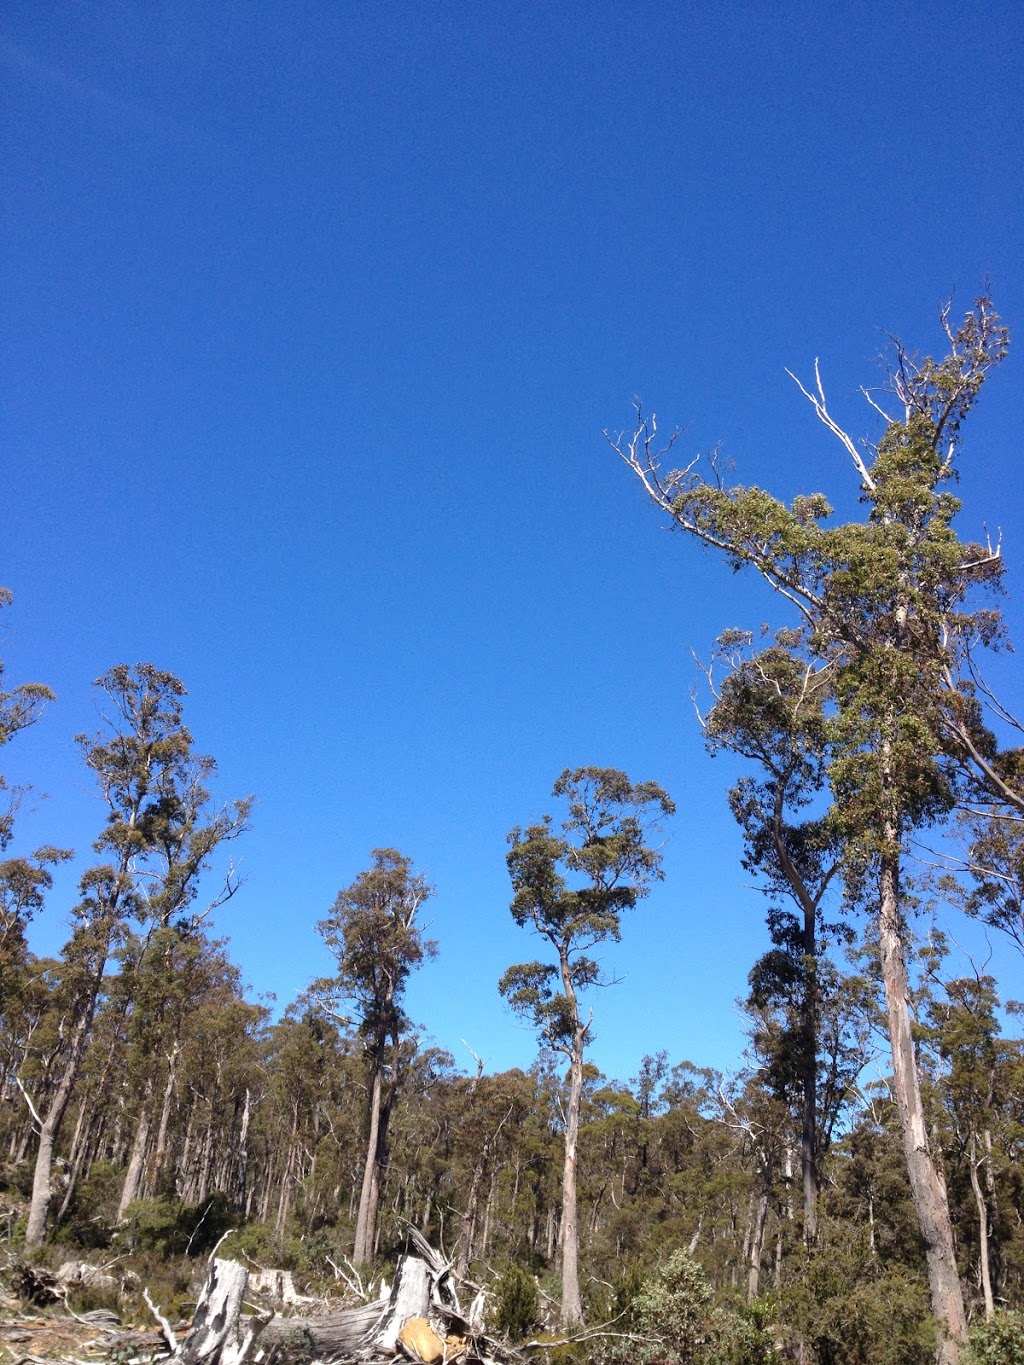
[770,794,821,1245]
[372,1256,432,1352]
[968,1133,994,1321]
[146,1040,181,1199]
[455,1159,482,1279]
[878,840,967,1364]
[25,941,110,1248]
[117,1081,153,1219]
[55,1095,92,1223]
[353,1056,384,1265]
[557,960,585,1330]
[480,1170,495,1262]
[746,1187,770,1299]
[171,1259,268,1365]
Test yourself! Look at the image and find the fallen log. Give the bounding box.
[164,1238,520,1365]
[259,1297,387,1358]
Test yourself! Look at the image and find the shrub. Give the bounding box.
[494,1263,540,1341]
[712,1299,781,1365]
[613,1249,717,1365]
[57,1161,121,1248]
[779,1237,933,1365]
[965,1311,1024,1365]
[116,1193,235,1258]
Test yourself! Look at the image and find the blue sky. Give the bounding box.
[3,1,1022,1084]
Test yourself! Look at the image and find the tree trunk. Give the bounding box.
[772,799,821,1246]
[146,1041,181,1199]
[878,840,967,1364]
[558,1029,585,1329]
[171,1259,268,1365]
[968,1133,994,1321]
[24,944,108,1248]
[55,1094,93,1223]
[353,1058,384,1265]
[800,905,819,1244]
[746,1189,768,1300]
[117,1081,153,1219]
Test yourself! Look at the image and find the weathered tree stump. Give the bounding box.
[170,1259,269,1365]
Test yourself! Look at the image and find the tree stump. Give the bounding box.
[171,1259,268,1365]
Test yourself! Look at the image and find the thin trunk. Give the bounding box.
[746,1189,769,1300]
[480,1169,495,1262]
[772,799,820,1246]
[146,1041,180,1199]
[968,1133,994,1321]
[456,1163,482,1279]
[234,1086,252,1205]
[558,985,585,1329]
[275,1108,299,1237]
[55,1097,91,1223]
[982,1127,1002,1302]
[878,838,967,1364]
[117,1080,153,1219]
[25,938,110,1248]
[353,1056,384,1265]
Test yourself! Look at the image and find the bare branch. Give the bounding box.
[787,360,877,493]
[143,1286,179,1352]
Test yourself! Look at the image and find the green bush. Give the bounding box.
[965,1311,1024,1365]
[58,1161,121,1248]
[116,1193,235,1258]
[612,1249,717,1365]
[493,1262,540,1341]
[711,1299,781,1365]
[779,1237,934,1365]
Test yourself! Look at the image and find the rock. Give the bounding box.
[57,1261,118,1294]
[397,1316,445,1363]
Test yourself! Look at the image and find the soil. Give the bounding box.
[0,1299,169,1365]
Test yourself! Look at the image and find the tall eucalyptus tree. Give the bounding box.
[500,766,674,1328]
[613,298,1010,1362]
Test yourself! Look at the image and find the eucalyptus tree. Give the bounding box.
[699,629,847,1243]
[0,591,63,1021]
[112,739,251,1218]
[0,588,54,853]
[317,848,436,1265]
[23,664,251,1246]
[499,766,674,1328]
[612,298,1009,1361]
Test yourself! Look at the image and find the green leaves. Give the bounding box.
[317,848,436,1043]
[502,767,673,1057]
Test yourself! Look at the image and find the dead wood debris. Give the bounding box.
[1,1234,532,1365]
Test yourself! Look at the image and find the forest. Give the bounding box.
[2,300,1023,1365]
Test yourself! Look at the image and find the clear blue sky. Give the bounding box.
[3,1,1022,1084]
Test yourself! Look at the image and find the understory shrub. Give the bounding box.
[612,1248,717,1364]
[965,1310,1024,1365]
[493,1262,540,1341]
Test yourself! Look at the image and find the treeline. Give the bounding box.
[3,299,1024,1365]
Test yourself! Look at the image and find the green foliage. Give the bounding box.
[316,848,436,1043]
[780,1237,934,1365]
[501,768,674,1054]
[116,1194,235,1258]
[493,1262,540,1341]
[611,1249,717,1365]
[965,1310,1024,1365]
[711,1299,781,1365]
[58,1160,121,1247]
